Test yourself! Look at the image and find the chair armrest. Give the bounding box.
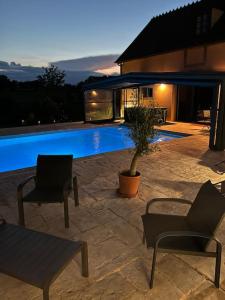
[17,176,36,200]
[155,230,221,248]
[17,176,36,191]
[55,177,77,199]
[62,178,73,198]
[145,198,192,214]
[214,180,225,195]
[63,178,73,190]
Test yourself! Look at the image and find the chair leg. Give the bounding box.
[73,177,79,207]
[43,287,49,300]
[64,197,69,228]
[142,232,146,244]
[18,199,25,226]
[215,242,222,288]
[150,246,158,289]
[81,241,89,277]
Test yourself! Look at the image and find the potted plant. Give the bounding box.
[119,105,161,198]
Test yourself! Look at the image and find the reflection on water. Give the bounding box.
[93,131,100,151]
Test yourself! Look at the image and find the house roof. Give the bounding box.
[116,0,225,64]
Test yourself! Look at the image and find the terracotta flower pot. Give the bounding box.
[119,170,141,198]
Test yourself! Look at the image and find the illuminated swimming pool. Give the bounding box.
[0,126,186,172]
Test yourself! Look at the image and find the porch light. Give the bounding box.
[92,90,97,96]
[160,83,166,90]
[91,102,97,106]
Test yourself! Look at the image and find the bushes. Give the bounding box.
[125,106,165,124]
[0,76,84,127]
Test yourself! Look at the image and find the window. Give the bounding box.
[85,90,113,121]
[142,87,153,98]
[124,89,138,108]
[196,13,209,35]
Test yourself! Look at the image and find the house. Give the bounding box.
[84,0,225,150]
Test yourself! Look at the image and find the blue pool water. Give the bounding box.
[0,126,185,172]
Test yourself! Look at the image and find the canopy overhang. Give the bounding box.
[84,72,225,90]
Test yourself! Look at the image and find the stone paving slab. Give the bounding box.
[1,123,225,299]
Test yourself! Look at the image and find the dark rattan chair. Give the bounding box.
[17,155,79,228]
[142,180,225,289]
[0,219,88,300]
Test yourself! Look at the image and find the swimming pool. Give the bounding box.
[0,126,186,172]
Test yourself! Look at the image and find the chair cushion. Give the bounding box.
[23,187,67,203]
[142,213,203,252]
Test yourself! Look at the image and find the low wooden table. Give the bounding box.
[0,220,88,300]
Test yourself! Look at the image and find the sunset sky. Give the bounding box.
[1,0,194,67]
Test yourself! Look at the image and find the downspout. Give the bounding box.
[215,80,225,150]
[209,83,221,149]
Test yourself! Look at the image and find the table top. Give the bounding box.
[0,223,82,288]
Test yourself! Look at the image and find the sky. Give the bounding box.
[0,0,195,67]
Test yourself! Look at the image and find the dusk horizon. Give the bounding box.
[0,54,121,83]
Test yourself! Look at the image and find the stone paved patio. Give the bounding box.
[1,122,225,299]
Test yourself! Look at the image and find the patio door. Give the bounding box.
[177,86,213,123]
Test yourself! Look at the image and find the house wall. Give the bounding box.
[120,41,225,122]
[121,50,185,73]
[121,41,225,73]
[153,84,176,121]
[206,42,225,71]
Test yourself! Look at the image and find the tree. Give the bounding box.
[127,105,161,176]
[0,75,11,88]
[37,64,65,87]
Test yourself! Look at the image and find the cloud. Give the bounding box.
[0,54,120,83]
[51,54,119,73]
[96,65,120,75]
[0,61,10,68]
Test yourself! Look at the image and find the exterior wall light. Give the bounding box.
[160,83,166,90]
[91,102,97,106]
[92,90,97,96]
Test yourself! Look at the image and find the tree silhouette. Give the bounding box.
[37,64,65,87]
[0,74,106,127]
